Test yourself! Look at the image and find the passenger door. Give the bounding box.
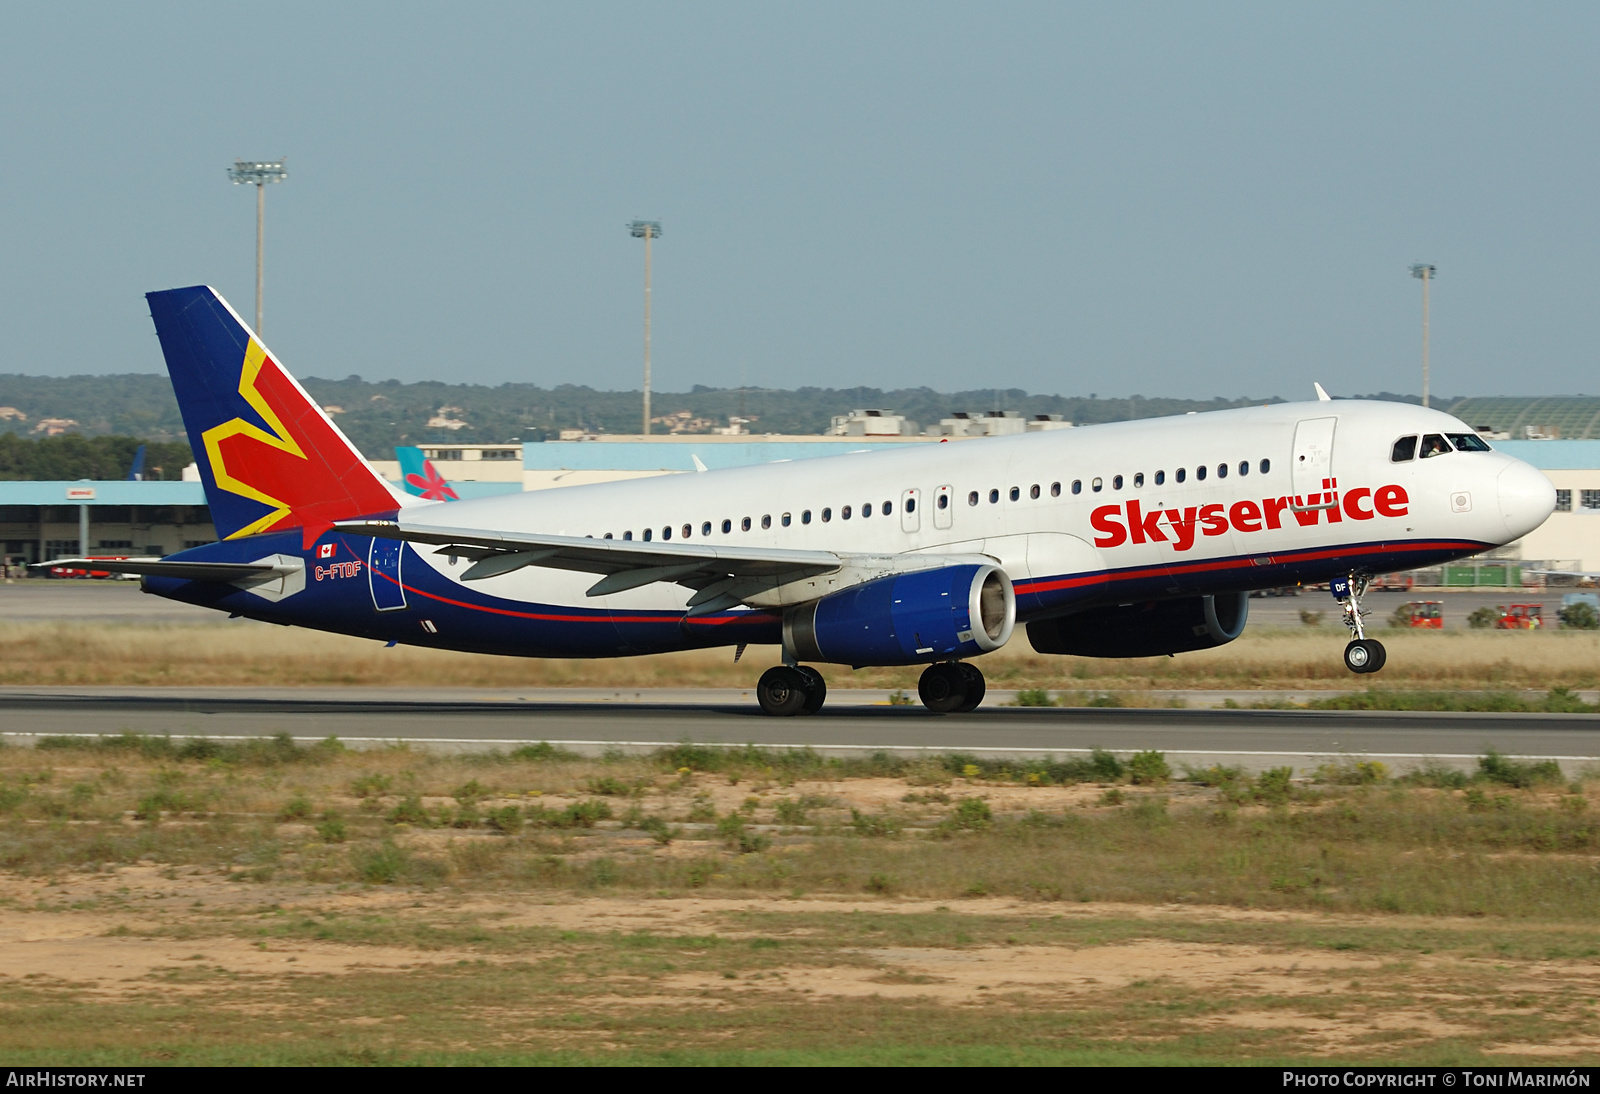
[1292,417,1337,500]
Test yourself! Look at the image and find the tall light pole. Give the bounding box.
[228,159,289,336]
[1410,263,1436,408]
[629,220,662,434]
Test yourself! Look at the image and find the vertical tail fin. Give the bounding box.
[147,286,400,543]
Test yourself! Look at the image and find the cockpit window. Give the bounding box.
[1419,433,1451,459]
[1391,435,1418,462]
[1447,432,1492,452]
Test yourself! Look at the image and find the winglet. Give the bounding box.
[691,454,708,473]
[1313,382,1332,402]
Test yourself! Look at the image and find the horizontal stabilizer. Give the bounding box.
[29,558,286,582]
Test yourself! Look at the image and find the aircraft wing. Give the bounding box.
[28,558,289,582]
[335,518,979,615]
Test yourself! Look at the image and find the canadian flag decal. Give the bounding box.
[318,543,336,559]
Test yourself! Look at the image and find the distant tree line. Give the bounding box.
[0,434,193,481]
[0,372,1440,468]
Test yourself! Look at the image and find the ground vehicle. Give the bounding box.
[45,555,138,579]
[1394,600,1443,628]
[1371,573,1416,592]
[1495,604,1543,629]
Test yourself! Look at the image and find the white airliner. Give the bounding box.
[53,287,1556,716]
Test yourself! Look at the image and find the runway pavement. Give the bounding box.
[3,686,1598,774]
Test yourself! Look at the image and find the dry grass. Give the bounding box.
[2,620,1598,690]
[2,739,1599,1065]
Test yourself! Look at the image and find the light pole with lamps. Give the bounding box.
[1410,263,1436,408]
[629,220,662,434]
[228,159,289,336]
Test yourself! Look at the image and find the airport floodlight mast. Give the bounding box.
[1410,263,1436,408]
[228,159,289,336]
[629,220,662,434]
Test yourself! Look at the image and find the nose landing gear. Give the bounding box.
[1338,573,1387,675]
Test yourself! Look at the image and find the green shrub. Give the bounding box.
[354,842,408,884]
[1127,750,1171,786]
[1299,609,1324,626]
[586,776,631,796]
[509,742,581,762]
[1467,606,1499,629]
[716,813,770,853]
[687,795,716,823]
[947,798,993,830]
[640,816,679,844]
[774,798,809,825]
[1256,767,1295,804]
[452,780,489,805]
[1559,602,1600,630]
[350,774,392,798]
[1478,750,1564,789]
[277,794,313,822]
[484,806,524,834]
[386,795,430,826]
[316,814,347,843]
[850,808,902,837]
[1015,689,1055,707]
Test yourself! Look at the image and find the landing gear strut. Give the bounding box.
[757,665,827,716]
[917,661,986,713]
[1338,573,1387,675]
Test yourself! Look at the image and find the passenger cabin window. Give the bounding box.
[604,532,613,539]
[989,489,1000,504]
[742,517,752,531]
[1419,433,1451,459]
[1132,473,1144,488]
[722,519,732,533]
[968,491,979,506]
[1009,486,1020,501]
[861,502,872,518]
[821,508,832,522]
[1260,458,1270,473]
[682,524,691,539]
[1154,470,1165,485]
[1447,433,1492,452]
[1239,461,1249,476]
[1112,475,1123,490]
[662,527,671,540]
[1091,477,1103,492]
[782,513,792,527]
[1217,463,1227,479]
[1030,484,1040,499]
[903,497,913,513]
[883,500,894,515]
[643,529,653,541]
[1391,435,1418,462]
[1072,480,1082,494]
[1050,482,1061,497]
[762,514,772,529]
[623,531,633,541]
[842,505,852,520]
[802,510,812,524]
[938,493,950,509]
[702,522,712,537]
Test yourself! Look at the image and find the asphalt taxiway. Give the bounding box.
[3,686,1597,774]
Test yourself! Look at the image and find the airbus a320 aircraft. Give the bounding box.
[49,286,1556,716]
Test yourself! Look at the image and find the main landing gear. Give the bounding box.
[918,661,986,714]
[1338,573,1387,675]
[756,665,827,716]
[755,661,987,716]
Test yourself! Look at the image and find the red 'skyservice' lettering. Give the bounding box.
[1091,485,1409,553]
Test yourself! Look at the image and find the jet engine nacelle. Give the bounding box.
[1026,591,1249,658]
[783,563,1015,667]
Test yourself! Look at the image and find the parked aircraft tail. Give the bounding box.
[146,286,401,542]
[395,446,460,500]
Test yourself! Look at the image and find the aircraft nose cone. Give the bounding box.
[1497,460,1556,540]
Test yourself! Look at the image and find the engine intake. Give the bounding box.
[1026,591,1249,658]
[784,563,1015,667]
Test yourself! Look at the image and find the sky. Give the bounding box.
[0,2,1596,399]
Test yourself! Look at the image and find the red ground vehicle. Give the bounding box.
[1395,601,1443,628]
[1495,604,1544,629]
[45,556,133,579]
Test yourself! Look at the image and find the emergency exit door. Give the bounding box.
[1291,417,1337,498]
[369,538,408,611]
